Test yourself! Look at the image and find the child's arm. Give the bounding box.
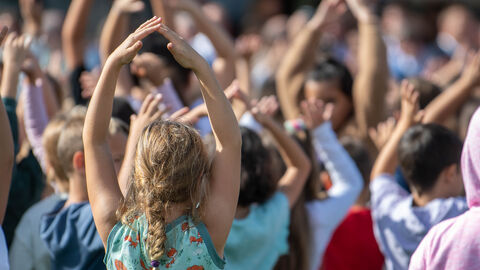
[62,0,94,70]
[117,94,166,196]
[370,80,421,181]
[157,23,241,253]
[168,0,236,88]
[301,99,363,226]
[0,30,29,224]
[151,0,173,28]
[253,96,311,208]
[276,0,345,120]
[83,17,163,245]
[346,0,389,142]
[422,52,480,125]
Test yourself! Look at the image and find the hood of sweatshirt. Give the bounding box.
[462,107,480,208]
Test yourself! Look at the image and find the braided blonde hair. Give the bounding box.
[117,120,210,262]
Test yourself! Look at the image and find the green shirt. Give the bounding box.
[105,215,225,269]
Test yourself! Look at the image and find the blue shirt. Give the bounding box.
[370,174,468,270]
[40,200,105,270]
[225,192,290,270]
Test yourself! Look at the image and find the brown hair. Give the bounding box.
[116,120,210,262]
[42,113,69,192]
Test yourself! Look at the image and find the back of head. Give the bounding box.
[119,120,210,261]
[406,77,441,109]
[461,107,480,208]
[238,127,276,207]
[398,124,462,194]
[57,114,85,178]
[340,137,372,184]
[306,58,353,100]
[43,113,69,192]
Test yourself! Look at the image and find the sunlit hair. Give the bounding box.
[42,114,69,192]
[116,120,210,262]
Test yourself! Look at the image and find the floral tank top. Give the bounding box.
[104,215,225,270]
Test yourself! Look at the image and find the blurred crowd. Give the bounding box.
[1,0,480,269]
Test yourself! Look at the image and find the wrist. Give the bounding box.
[105,56,124,71]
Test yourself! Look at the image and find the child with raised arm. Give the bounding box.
[370,81,467,270]
[82,17,241,269]
[224,96,311,270]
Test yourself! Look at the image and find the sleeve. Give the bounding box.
[260,192,290,255]
[307,122,364,227]
[69,65,88,105]
[409,231,430,270]
[153,78,184,115]
[370,174,409,218]
[22,80,49,172]
[9,214,35,270]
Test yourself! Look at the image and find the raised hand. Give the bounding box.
[345,0,378,23]
[369,117,396,151]
[399,80,422,125]
[112,0,145,14]
[21,51,42,83]
[108,16,162,66]
[130,52,169,86]
[3,33,32,70]
[130,94,168,136]
[251,95,279,124]
[157,23,204,70]
[301,99,334,130]
[79,67,101,98]
[165,0,199,12]
[459,51,480,87]
[310,0,347,29]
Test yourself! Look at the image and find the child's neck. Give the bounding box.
[65,174,89,207]
[164,202,189,224]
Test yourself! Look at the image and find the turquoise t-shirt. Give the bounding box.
[104,215,225,269]
[224,192,290,270]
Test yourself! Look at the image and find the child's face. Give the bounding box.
[108,132,128,175]
[304,79,352,132]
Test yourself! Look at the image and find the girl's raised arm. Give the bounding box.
[157,24,241,254]
[83,17,162,246]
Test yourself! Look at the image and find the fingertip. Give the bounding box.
[167,42,173,50]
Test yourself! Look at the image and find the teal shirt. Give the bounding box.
[105,215,225,270]
[225,192,290,270]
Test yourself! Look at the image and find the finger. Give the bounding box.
[157,24,182,43]
[136,16,159,31]
[324,103,334,121]
[139,94,154,115]
[137,17,162,32]
[301,100,313,123]
[169,107,190,120]
[125,40,143,57]
[4,32,16,46]
[146,94,163,115]
[133,24,162,41]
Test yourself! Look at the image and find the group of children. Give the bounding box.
[1,0,480,269]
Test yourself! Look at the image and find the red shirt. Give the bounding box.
[321,206,384,270]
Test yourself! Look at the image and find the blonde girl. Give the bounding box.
[83,17,241,269]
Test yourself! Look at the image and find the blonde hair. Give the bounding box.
[117,120,210,262]
[42,114,69,192]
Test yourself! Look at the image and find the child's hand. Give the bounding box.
[399,80,423,126]
[345,0,378,23]
[112,0,145,14]
[80,67,101,98]
[21,51,42,83]
[2,33,32,70]
[108,16,162,67]
[131,52,169,86]
[301,99,334,130]
[251,95,279,124]
[157,24,204,70]
[311,0,347,29]
[129,94,168,136]
[369,117,396,151]
[459,51,480,87]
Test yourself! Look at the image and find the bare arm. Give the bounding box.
[0,31,28,223]
[169,0,236,87]
[62,0,94,70]
[422,52,480,125]
[151,0,174,28]
[254,96,311,208]
[157,23,241,252]
[276,0,344,120]
[347,0,389,141]
[83,17,163,245]
[371,81,420,180]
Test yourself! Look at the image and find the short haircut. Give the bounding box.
[406,77,441,109]
[306,58,353,99]
[57,115,85,176]
[340,137,372,184]
[398,124,462,193]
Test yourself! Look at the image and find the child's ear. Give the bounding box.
[72,151,85,172]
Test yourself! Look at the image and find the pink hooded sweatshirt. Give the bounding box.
[409,107,480,270]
